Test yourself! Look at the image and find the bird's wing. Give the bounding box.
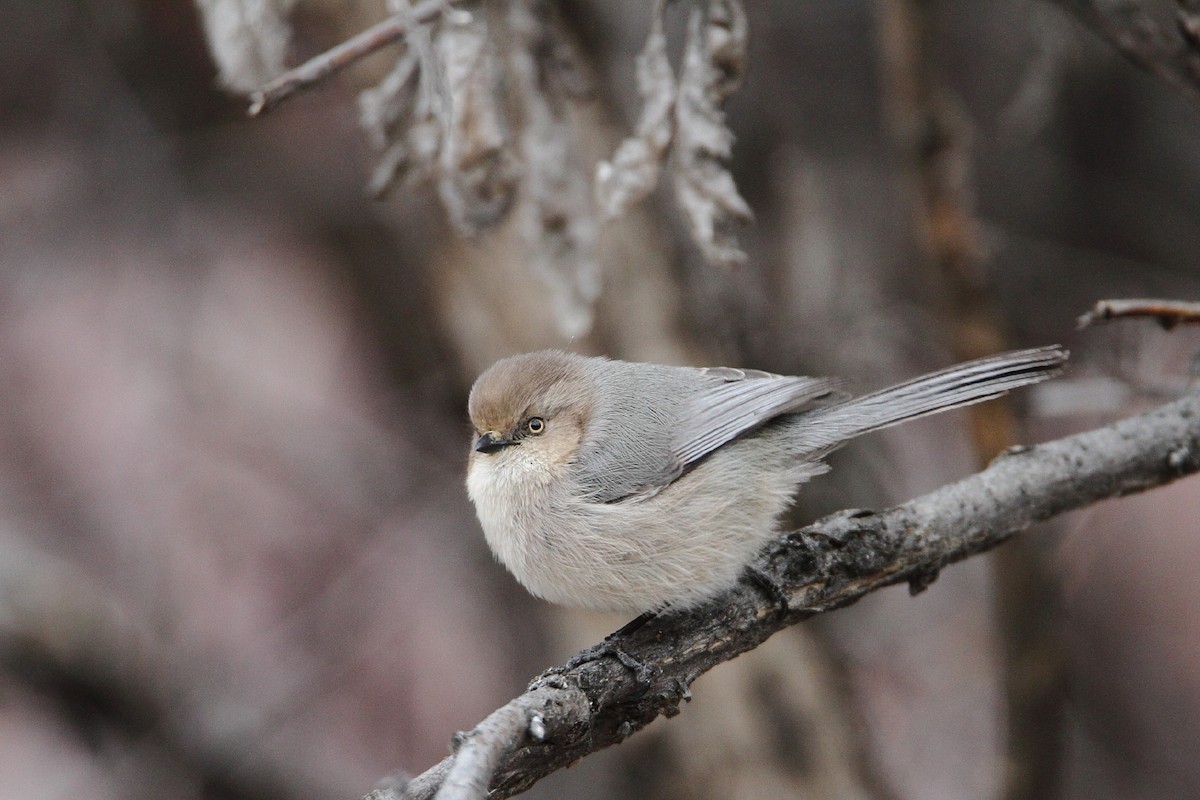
[671,371,843,467]
[577,364,841,505]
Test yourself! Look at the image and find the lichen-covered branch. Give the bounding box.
[365,391,1200,800]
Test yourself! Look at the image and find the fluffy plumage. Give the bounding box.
[466,347,1066,613]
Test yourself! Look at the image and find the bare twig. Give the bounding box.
[1077,298,1200,329]
[248,0,464,116]
[366,391,1200,800]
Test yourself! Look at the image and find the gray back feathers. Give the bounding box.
[574,360,840,502]
[572,346,1066,503]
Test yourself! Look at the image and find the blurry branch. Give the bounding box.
[1047,0,1200,102]
[367,391,1200,800]
[0,548,303,800]
[876,0,1007,436]
[1077,298,1200,329]
[877,0,1066,795]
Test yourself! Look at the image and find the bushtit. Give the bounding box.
[467,346,1065,615]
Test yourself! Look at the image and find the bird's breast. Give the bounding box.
[466,451,561,567]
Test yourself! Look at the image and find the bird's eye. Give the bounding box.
[525,417,545,435]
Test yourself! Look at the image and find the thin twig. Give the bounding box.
[248,0,464,116]
[1077,298,1200,330]
[366,391,1200,800]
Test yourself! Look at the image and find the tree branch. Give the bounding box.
[1077,298,1200,329]
[367,392,1200,800]
[1047,0,1200,103]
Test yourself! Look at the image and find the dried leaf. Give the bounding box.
[434,7,518,234]
[358,50,419,150]
[673,0,752,267]
[701,0,749,96]
[594,0,676,220]
[357,9,438,194]
[398,17,444,184]
[358,3,518,224]
[365,140,410,198]
[194,0,295,92]
[508,0,600,336]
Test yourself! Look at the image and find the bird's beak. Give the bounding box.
[475,431,515,454]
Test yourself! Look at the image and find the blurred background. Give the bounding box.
[2,1,1200,799]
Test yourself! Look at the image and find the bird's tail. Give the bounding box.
[787,346,1067,456]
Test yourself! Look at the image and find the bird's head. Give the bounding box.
[466,351,597,484]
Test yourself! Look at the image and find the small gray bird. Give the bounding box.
[466,346,1066,615]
